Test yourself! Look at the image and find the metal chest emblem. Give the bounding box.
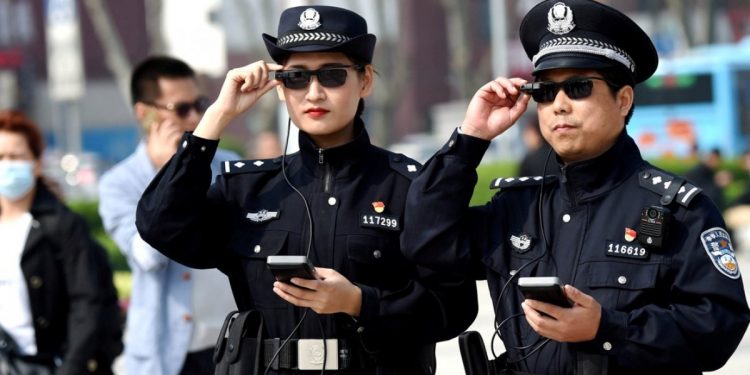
[298,8,321,31]
[246,209,280,223]
[547,2,575,35]
[701,227,741,279]
[372,201,385,213]
[624,227,637,242]
[510,234,532,254]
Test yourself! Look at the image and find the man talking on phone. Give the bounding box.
[98,56,238,375]
[402,1,749,374]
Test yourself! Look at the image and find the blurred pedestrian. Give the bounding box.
[136,5,476,374]
[0,110,122,375]
[685,147,729,210]
[98,56,238,375]
[517,117,553,176]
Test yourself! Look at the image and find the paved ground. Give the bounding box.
[436,254,750,374]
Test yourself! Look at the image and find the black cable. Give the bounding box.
[281,118,314,258]
[262,118,327,374]
[490,146,556,364]
[262,310,309,375]
[315,313,327,375]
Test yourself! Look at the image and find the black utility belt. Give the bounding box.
[263,338,355,371]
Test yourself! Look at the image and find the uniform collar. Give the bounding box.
[558,130,643,203]
[298,117,371,171]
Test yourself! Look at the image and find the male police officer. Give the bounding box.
[403,0,750,373]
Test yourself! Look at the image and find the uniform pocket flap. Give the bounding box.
[230,230,287,259]
[346,235,387,264]
[587,262,659,290]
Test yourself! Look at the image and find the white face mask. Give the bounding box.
[0,160,35,200]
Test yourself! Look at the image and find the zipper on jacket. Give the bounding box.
[318,148,332,193]
[560,165,578,206]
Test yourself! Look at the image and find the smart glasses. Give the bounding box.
[520,77,615,103]
[275,65,363,89]
[145,96,210,118]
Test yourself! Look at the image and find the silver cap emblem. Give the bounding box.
[298,8,321,31]
[547,2,575,35]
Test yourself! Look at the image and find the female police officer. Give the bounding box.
[136,5,476,374]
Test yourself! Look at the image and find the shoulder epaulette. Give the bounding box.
[638,168,702,207]
[490,175,558,190]
[388,153,421,180]
[222,157,282,175]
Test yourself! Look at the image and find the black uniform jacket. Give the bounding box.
[136,120,477,374]
[20,183,122,374]
[402,129,750,375]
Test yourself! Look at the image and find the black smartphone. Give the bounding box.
[517,276,572,308]
[266,255,318,283]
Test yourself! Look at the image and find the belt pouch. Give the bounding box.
[213,310,264,375]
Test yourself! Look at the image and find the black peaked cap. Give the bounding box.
[263,5,376,64]
[520,0,658,83]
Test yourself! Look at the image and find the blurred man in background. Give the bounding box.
[98,56,237,375]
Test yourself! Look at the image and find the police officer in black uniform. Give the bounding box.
[402,1,750,374]
[136,5,476,375]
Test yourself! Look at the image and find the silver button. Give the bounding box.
[328,197,337,206]
[448,140,455,147]
[603,341,612,351]
[373,250,382,259]
[31,220,40,229]
[617,276,627,285]
[253,245,261,253]
[182,140,188,148]
[509,270,518,276]
[200,145,206,152]
[562,214,571,223]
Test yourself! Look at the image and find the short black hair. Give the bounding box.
[130,56,195,106]
[598,66,636,125]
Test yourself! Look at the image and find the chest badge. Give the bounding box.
[701,227,741,279]
[509,233,532,254]
[372,201,385,213]
[246,209,280,223]
[624,227,637,242]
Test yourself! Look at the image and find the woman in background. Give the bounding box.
[0,110,121,375]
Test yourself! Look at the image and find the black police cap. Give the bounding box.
[263,6,376,64]
[520,0,658,84]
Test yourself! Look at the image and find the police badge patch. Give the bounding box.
[701,227,741,279]
[509,234,533,254]
[246,209,280,223]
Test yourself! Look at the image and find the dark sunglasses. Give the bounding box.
[520,77,615,103]
[275,65,363,89]
[145,96,210,118]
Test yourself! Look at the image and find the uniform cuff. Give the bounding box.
[353,283,378,330]
[437,129,491,169]
[578,308,627,355]
[178,132,220,162]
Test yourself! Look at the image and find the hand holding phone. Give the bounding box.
[266,255,318,283]
[517,276,572,308]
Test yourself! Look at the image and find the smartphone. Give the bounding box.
[517,276,572,308]
[141,107,159,133]
[266,255,318,283]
